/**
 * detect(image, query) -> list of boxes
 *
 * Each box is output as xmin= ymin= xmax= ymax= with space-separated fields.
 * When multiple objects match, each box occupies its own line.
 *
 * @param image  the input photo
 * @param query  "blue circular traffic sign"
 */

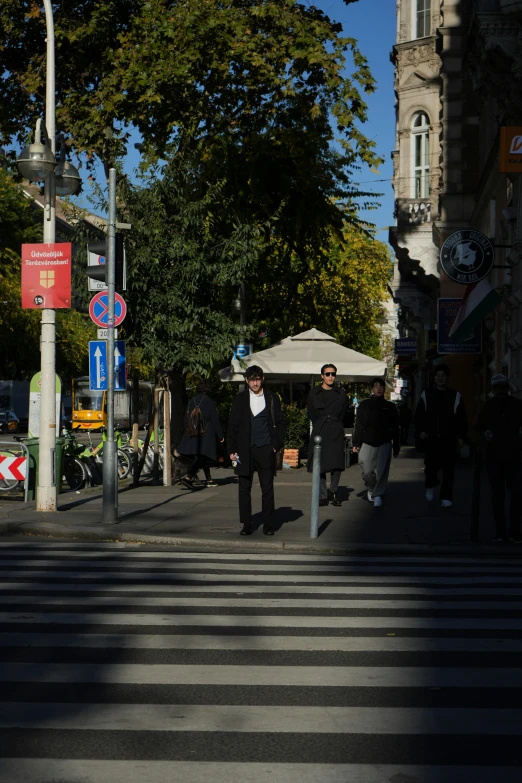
xmin=89 ymin=291 xmax=127 ymax=327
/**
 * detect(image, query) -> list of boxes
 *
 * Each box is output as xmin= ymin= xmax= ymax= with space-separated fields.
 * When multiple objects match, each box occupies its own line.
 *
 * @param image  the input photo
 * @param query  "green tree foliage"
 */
xmin=252 ymin=225 xmax=392 ymax=358
xmin=0 ymin=170 xmax=95 ymax=379
xmin=120 ymin=157 xmax=264 ymax=373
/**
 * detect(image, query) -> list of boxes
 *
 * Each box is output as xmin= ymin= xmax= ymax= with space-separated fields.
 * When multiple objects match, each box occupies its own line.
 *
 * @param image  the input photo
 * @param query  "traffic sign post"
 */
xmin=104 ymin=170 xmax=119 ymax=524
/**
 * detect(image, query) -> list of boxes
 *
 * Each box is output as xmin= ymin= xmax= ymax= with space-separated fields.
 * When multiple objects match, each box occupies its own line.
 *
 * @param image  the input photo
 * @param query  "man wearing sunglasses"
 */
xmin=307 ymin=364 xmax=348 ymax=506
xmin=227 ymin=365 xmax=286 ymax=536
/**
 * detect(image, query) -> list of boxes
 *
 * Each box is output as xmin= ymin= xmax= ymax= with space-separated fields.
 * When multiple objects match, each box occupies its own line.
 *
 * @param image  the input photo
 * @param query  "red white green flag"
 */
xmin=448 ymin=278 xmax=501 ymax=343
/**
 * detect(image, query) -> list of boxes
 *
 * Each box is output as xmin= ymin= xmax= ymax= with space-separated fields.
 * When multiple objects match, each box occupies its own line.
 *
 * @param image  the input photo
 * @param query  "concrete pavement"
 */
xmin=0 ymin=447 xmax=518 ymax=554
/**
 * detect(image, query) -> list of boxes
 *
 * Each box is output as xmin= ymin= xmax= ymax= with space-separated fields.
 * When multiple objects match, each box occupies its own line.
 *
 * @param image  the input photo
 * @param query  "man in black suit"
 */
xmin=227 ymin=365 xmax=286 ymax=536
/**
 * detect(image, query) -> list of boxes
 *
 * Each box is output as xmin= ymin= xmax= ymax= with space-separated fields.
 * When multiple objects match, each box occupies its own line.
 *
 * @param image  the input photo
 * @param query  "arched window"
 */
xmin=415 ymin=0 xmax=431 ymax=39
xmin=412 ymin=112 xmax=430 ymax=199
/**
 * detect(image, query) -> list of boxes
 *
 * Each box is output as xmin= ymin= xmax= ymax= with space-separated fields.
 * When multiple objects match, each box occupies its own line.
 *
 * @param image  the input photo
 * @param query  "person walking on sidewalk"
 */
xmin=227 ymin=365 xmax=286 ymax=536
xmin=475 ymin=374 xmax=522 ymax=543
xmin=178 ymin=380 xmax=224 ymax=487
xmin=352 ymin=378 xmax=400 ymax=508
xmin=414 ymin=363 xmax=467 ymax=508
xmin=307 ymin=364 xmax=348 ymax=507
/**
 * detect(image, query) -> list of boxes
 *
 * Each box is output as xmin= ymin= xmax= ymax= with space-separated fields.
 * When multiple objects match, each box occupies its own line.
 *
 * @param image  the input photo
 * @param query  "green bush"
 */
xmin=283 ymin=403 xmax=310 ymax=449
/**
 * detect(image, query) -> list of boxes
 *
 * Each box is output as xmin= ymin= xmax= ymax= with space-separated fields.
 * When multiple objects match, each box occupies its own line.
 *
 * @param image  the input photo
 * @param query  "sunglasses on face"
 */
xmin=324 ymin=372 xmax=336 ymax=377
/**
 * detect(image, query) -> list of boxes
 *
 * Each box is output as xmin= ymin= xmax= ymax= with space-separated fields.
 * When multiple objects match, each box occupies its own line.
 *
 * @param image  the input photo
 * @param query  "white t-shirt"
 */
xmin=249 ymin=389 xmax=266 ymax=417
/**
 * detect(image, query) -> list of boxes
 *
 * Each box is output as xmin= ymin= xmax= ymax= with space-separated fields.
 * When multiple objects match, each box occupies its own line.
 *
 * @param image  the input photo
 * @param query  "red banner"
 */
xmin=21 ymin=243 xmax=72 ymax=309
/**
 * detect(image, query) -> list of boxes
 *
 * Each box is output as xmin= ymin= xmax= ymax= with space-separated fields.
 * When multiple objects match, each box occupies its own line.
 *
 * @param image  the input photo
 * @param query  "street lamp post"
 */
xmin=16 ymin=1 xmax=81 ymax=511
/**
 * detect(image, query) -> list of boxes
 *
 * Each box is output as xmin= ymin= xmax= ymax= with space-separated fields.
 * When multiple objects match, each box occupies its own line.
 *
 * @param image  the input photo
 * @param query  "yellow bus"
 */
xmin=71 ymin=377 xmax=154 ymax=431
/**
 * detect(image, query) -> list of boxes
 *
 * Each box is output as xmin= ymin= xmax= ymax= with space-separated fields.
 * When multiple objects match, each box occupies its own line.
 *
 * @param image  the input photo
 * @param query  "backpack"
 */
xmin=186 ymin=396 xmax=207 ymax=438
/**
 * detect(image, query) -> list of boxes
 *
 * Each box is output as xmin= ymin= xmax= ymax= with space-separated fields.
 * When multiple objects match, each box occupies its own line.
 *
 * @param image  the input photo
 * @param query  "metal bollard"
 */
xmin=470 ymin=445 xmax=482 ymax=543
xmin=310 ymin=435 xmax=322 ymax=538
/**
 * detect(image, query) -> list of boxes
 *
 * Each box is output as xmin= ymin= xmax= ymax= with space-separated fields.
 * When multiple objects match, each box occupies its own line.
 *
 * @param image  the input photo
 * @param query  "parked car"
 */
xmin=0 ymin=409 xmax=20 ymax=434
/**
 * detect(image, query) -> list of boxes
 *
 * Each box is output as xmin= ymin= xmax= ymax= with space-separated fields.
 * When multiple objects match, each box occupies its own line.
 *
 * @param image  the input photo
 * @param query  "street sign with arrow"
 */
xmin=89 ymin=340 xmax=126 ymax=391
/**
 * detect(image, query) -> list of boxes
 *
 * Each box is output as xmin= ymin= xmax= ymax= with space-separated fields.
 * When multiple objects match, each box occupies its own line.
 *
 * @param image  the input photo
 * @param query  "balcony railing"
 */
xmin=394 ymin=198 xmax=432 ymax=226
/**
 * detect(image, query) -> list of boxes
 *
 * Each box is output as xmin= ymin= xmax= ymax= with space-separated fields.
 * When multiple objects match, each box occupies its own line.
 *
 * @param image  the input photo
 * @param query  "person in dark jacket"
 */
xmin=414 ymin=363 xmax=467 ymax=508
xmin=227 ymin=365 xmax=286 ymax=536
xmin=475 ymin=374 xmax=522 ymax=542
xmin=352 ymin=378 xmax=400 ymax=507
xmin=178 ymin=380 xmax=224 ymax=487
xmin=307 ymin=364 xmax=348 ymax=507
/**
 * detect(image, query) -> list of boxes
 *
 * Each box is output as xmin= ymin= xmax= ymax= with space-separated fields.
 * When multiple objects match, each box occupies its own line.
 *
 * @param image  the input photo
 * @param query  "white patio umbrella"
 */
xmin=219 ymin=328 xmax=386 ymax=382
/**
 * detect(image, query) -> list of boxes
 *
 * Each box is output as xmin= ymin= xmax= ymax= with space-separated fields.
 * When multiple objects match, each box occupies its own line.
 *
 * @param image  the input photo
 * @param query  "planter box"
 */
xmin=283 ymin=448 xmax=300 ymax=468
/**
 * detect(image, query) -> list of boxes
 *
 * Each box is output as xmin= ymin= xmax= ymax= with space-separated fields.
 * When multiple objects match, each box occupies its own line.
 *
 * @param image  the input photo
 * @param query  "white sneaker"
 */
xmin=373 ymin=496 xmax=383 ymax=507
xmin=441 ymin=499 xmax=453 ymax=508
xmin=426 ymin=489 xmax=435 ymax=502
xmin=367 ymin=490 xmax=373 ymax=502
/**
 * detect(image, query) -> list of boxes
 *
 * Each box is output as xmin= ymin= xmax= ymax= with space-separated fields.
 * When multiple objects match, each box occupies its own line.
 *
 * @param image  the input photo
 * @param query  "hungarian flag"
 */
xmin=448 ymin=278 xmax=501 ymax=343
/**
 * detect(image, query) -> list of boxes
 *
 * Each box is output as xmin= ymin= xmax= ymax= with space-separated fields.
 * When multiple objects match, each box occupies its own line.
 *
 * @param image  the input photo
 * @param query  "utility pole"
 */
xmin=102 ymin=168 xmax=118 ymax=523
xmin=38 ymin=0 xmax=57 ymax=511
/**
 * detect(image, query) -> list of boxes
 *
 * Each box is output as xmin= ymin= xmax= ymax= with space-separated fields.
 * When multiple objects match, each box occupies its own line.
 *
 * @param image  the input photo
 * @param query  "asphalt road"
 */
xmin=0 ymin=543 xmax=521 ymax=782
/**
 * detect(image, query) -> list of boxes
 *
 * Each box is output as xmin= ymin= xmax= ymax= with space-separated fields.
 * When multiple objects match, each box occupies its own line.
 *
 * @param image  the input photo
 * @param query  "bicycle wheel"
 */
xmin=63 ymin=456 xmax=86 ymax=491
xmin=0 ymin=449 xmax=22 ymax=492
xmin=117 ymin=449 xmax=131 ymax=480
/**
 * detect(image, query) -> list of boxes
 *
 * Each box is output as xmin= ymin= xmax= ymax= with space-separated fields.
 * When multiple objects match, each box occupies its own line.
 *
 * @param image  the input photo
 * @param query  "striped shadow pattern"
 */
xmin=0 ymin=542 xmax=522 ymax=782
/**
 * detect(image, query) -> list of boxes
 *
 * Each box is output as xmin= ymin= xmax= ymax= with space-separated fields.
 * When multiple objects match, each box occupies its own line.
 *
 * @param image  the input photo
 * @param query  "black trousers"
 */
xmin=486 ymin=459 xmax=522 ymax=539
xmin=320 ymin=470 xmax=341 ymax=500
xmin=425 ymin=440 xmax=456 ymax=500
xmin=187 ymin=454 xmax=211 ymax=480
xmin=238 ymin=444 xmax=275 ymax=530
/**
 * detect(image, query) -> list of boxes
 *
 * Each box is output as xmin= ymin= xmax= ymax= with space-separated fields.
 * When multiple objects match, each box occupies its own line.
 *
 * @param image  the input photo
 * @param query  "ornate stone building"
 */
xmin=389 ymin=0 xmax=522 ymax=408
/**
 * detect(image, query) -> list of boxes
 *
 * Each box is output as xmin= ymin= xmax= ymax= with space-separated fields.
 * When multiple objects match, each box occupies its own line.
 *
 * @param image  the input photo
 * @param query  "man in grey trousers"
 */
xmin=352 ymin=378 xmax=400 ymax=507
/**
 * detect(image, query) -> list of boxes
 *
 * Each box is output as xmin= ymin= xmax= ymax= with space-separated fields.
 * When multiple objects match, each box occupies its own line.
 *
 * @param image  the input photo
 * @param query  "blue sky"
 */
xmin=75 ymin=0 xmax=397 ymax=242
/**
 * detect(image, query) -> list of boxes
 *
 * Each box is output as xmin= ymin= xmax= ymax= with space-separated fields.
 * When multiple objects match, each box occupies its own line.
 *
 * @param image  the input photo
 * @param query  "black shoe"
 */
xmin=319 ymin=499 xmax=329 ymax=507
xmin=332 ymin=495 xmax=342 ymax=507
xmin=494 ymin=536 xmax=506 ymax=543
xmin=240 ymin=526 xmax=253 ymax=536
xmin=263 ymin=527 xmax=275 ymax=536
xmin=181 ymin=476 xmax=194 ymax=488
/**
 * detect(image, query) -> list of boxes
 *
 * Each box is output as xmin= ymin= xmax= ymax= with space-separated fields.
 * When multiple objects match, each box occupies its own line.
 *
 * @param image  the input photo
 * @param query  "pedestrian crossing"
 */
xmin=0 ymin=544 xmax=522 ymax=782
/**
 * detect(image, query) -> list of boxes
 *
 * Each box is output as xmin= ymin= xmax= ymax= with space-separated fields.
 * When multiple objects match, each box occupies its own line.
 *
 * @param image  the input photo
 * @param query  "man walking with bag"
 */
xmin=352 ymin=377 xmax=400 ymax=507
xmin=227 ymin=365 xmax=286 ymax=536
xmin=178 ymin=379 xmax=224 ymax=487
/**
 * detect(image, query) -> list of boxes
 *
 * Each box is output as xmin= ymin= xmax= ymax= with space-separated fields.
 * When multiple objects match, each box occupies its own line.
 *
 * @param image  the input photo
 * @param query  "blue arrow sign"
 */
xmin=89 ymin=341 xmax=126 ymax=391
xmin=113 ymin=340 xmax=127 ymax=391
xmin=89 ymin=341 xmax=108 ymax=391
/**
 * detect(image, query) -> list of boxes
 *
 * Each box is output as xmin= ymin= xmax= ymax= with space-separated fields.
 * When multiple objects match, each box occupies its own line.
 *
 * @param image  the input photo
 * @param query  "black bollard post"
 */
xmin=470 ymin=445 xmax=482 ymax=542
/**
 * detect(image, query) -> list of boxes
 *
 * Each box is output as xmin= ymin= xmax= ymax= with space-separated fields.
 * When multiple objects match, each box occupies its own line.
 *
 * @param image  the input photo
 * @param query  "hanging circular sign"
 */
xmin=439 ymin=229 xmax=494 ymax=284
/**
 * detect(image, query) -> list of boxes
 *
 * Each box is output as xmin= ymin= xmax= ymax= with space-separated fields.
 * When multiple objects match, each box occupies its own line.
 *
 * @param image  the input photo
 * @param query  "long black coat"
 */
xmin=178 ymin=394 xmax=224 ymax=461
xmin=307 ymin=385 xmax=348 ymax=473
xmin=226 ymin=389 xmax=286 ymax=477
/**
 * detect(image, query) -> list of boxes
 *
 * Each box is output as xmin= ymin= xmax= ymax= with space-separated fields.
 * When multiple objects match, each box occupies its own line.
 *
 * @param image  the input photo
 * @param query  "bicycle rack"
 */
xmin=0 ymin=440 xmax=30 ymax=502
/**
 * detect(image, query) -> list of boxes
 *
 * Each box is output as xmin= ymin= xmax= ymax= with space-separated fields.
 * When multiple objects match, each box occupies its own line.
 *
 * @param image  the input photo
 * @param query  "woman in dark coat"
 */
xmin=307 ymin=363 xmax=348 ymax=506
xmin=178 ymin=380 xmax=224 ymax=486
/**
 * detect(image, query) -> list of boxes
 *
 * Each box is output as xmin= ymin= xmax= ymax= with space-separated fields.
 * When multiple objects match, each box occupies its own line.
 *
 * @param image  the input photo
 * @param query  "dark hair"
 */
xmin=370 ymin=377 xmax=385 ymax=388
xmin=196 ymin=379 xmax=212 ymax=395
xmin=434 ymin=363 xmax=450 ymax=376
xmin=321 ymin=364 xmax=337 ymax=375
xmin=244 ymin=365 xmax=264 ymax=380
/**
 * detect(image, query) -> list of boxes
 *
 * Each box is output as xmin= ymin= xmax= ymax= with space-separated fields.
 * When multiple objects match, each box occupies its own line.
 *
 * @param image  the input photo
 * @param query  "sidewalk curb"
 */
xmin=5 ymin=520 xmax=522 ymax=557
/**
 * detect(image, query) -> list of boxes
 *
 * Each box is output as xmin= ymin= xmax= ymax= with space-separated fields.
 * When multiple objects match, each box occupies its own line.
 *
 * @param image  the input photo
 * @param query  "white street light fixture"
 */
xmin=16 ymin=119 xmax=56 ymax=182
xmin=55 ymin=159 xmax=81 ymax=196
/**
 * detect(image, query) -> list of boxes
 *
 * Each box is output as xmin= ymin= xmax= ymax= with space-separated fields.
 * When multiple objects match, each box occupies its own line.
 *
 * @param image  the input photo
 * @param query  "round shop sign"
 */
xmin=440 ymin=229 xmax=494 ymax=284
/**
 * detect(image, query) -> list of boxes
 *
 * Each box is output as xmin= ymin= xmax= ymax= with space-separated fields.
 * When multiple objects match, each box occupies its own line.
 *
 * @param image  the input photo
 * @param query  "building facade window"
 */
xmin=412 ymin=112 xmax=430 ymax=199
xmin=415 ymin=0 xmax=431 ymax=39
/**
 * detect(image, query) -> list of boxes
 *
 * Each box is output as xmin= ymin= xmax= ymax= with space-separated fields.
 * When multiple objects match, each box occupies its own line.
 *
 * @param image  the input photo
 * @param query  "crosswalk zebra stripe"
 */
xmin=2 ymin=596 xmax=522 ymax=609
xmin=1 ymin=663 xmax=521 ymax=687
xmin=1 ymin=761 xmax=520 ymax=783
xmin=2 ymin=546 xmax=521 ymax=778
xmin=2 ymin=632 xmax=520 ymax=651
xmin=4 ymin=556 xmax=522 ymax=571
xmin=1 ymin=612 xmax=520 ymax=628
xmin=1 ymin=703 xmax=520 ymax=734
